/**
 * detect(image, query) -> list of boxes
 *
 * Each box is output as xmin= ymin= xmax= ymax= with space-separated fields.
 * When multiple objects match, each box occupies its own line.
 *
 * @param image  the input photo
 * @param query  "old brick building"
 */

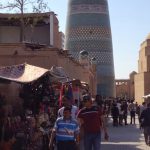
xmin=134 ymin=34 xmax=150 ymax=104
xmin=115 ymin=71 xmax=136 ymax=100
xmin=0 ymin=12 xmax=62 ymax=48
xmin=0 ymin=12 xmax=97 ymax=105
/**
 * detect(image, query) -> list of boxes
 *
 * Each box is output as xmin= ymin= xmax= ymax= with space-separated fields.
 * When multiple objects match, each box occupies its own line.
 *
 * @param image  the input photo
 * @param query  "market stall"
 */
xmin=0 ymin=63 xmax=70 ymax=149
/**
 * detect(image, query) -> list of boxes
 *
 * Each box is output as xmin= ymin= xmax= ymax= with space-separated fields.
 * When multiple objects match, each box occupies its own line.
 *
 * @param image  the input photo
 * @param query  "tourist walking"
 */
xmin=57 ymin=95 xmax=78 ymax=119
xmin=77 ymin=94 xmax=108 ymax=150
xmin=117 ymin=101 xmax=123 ymax=126
xmin=140 ymin=102 xmax=150 ymax=146
xmin=136 ymin=102 xmax=147 ymax=125
xmin=122 ymin=101 xmax=128 ymax=125
xmin=95 ymin=94 xmax=104 ymax=108
xmin=128 ymin=101 xmax=136 ymax=124
xmin=49 ymin=106 xmax=80 ymax=150
xmin=111 ymin=103 xmax=119 ymax=127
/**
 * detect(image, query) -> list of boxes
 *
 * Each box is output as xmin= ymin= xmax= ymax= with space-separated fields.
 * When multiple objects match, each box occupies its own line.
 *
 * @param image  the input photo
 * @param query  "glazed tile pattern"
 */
xmin=65 ymin=0 xmax=115 ymax=96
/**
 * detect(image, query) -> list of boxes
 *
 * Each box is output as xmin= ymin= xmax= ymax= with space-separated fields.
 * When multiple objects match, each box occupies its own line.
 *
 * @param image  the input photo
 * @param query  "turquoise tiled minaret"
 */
xmin=65 ymin=0 xmax=115 ymax=97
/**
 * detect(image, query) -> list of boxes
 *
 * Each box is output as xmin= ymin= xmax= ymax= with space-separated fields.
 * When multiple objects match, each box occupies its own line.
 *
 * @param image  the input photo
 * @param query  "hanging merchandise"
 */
xmin=59 ymin=83 xmax=74 ymax=107
xmin=59 ymin=84 xmax=63 ymax=107
xmin=65 ymin=84 xmax=73 ymax=101
xmin=73 ymin=85 xmax=80 ymax=107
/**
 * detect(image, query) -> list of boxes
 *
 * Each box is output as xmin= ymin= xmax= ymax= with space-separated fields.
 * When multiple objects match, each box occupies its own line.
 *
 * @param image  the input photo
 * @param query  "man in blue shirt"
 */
xmin=49 ymin=106 xmax=79 ymax=150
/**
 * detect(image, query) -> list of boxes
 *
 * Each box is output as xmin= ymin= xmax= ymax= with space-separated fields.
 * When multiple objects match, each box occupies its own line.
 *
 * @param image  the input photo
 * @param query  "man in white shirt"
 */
xmin=58 ymin=95 xmax=78 ymax=119
xmin=128 ymin=101 xmax=136 ymax=124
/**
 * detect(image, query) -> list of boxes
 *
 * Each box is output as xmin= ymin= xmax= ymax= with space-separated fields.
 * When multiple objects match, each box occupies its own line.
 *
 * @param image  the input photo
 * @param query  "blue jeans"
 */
xmin=84 ymin=131 xmax=101 ymax=150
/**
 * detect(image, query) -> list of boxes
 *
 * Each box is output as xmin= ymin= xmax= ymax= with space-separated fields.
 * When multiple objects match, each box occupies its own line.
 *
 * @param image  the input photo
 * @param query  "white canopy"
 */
xmin=142 ymin=94 xmax=150 ymax=98
xmin=50 ymin=66 xmax=70 ymax=83
xmin=0 ymin=63 xmax=49 ymax=83
xmin=0 ymin=63 xmax=70 ymax=84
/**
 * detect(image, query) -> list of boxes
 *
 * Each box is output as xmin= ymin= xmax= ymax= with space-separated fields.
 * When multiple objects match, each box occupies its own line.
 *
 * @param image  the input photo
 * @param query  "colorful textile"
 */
xmin=59 ymin=84 xmax=73 ymax=107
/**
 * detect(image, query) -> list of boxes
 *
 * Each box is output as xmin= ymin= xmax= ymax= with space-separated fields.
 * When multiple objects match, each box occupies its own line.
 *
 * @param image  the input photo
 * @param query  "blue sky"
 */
xmin=48 ymin=0 xmax=150 ymax=79
xmin=1 ymin=0 xmax=150 ymax=79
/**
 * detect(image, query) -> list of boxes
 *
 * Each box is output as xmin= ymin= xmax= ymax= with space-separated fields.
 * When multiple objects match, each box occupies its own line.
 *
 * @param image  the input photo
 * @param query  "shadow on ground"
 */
xmin=101 ymin=143 xmax=149 ymax=150
xmin=104 ymin=117 xmax=144 ymax=143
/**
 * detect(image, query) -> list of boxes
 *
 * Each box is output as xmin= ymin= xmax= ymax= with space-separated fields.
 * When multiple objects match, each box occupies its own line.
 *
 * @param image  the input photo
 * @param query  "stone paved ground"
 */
xmin=101 ymin=116 xmax=150 ymax=150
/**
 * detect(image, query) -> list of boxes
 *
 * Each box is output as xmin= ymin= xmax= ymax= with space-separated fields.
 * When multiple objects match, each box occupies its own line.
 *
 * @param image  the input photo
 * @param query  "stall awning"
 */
xmin=50 ymin=66 xmax=69 ymax=81
xmin=0 ymin=63 xmax=49 ymax=83
xmin=142 ymin=94 xmax=150 ymax=98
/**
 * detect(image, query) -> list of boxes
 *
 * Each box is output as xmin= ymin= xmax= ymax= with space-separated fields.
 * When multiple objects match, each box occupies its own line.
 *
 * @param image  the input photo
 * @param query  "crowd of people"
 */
xmin=49 ymin=94 xmax=109 ymax=150
xmin=111 ymin=100 xmax=135 ymax=127
xmin=0 ymin=91 xmax=110 ymax=150
xmin=110 ymin=99 xmax=147 ymax=127
xmin=110 ymin=98 xmax=150 ymax=146
xmin=1 ymin=89 xmax=150 ymax=150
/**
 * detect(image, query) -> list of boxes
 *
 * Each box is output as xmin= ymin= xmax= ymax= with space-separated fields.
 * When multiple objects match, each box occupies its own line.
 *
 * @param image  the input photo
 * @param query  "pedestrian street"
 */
xmin=101 ymin=116 xmax=150 ymax=150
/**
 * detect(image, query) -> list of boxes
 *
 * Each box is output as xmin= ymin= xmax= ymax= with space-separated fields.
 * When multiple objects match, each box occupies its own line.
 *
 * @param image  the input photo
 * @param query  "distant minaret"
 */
xmin=65 ymin=0 xmax=115 ymax=97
